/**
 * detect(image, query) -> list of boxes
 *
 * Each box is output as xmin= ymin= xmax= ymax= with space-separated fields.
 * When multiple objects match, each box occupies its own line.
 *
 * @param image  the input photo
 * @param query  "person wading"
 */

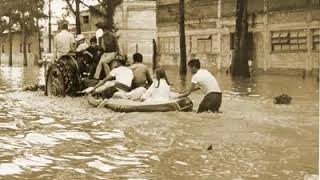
xmin=94 ymin=24 xmax=120 ymax=80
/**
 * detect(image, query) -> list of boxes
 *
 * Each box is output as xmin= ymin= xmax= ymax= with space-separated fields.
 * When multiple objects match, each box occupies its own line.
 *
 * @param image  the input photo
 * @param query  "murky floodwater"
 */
xmin=0 ymin=65 xmax=318 ymax=180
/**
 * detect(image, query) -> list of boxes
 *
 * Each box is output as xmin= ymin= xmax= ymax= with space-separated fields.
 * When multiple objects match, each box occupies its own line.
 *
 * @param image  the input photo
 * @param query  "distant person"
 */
xmin=94 ymin=25 xmax=120 ymax=80
xmin=90 ymin=55 xmax=133 ymax=99
xmin=226 ymin=49 xmax=234 ymax=75
xmin=178 ymin=59 xmax=222 ymax=113
xmin=54 ymin=23 xmax=75 ymax=59
xmin=75 ymin=34 xmax=89 ymax=52
xmin=83 ymin=36 xmax=103 ymax=79
xmin=95 ymin=22 xmax=104 ymax=46
xmin=141 ymin=68 xmax=171 ymax=102
xmin=248 ymin=59 xmax=253 ymax=75
xmin=130 ymin=53 xmax=153 ymax=88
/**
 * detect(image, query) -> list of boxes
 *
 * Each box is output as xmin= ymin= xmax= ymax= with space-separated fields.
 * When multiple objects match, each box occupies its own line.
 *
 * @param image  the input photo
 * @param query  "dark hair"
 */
xmin=188 ymin=59 xmax=201 ymax=69
xmin=90 ymin=36 xmax=97 ymax=43
xmin=115 ymin=55 xmax=126 ymax=65
xmin=95 ymin=22 xmax=104 ymax=28
xmin=61 ymin=23 xmax=68 ymax=30
xmin=155 ymin=68 xmax=170 ymax=88
xmin=133 ymin=53 xmax=143 ymax=63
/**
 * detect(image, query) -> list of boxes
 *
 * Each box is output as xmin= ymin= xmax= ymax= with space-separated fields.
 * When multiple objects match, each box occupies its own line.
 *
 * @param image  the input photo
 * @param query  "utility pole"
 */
xmin=8 ymin=17 xmax=12 ymax=66
xmin=37 ymin=18 xmax=41 ymax=65
xmin=75 ymin=0 xmax=81 ymax=34
xmin=231 ymin=0 xmax=250 ymax=77
xmin=179 ymin=0 xmax=187 ymax=75
xmin=22 ymin=0 xmax=27 ymax=66
xmin=48 ymin=0 xmax=52 ymax=53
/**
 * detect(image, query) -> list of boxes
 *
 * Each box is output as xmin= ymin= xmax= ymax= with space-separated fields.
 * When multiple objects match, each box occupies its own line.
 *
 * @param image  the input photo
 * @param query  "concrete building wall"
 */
xmin=156 ymin=0 xmax=320 ymax=72
xmin=80 ymin=0 xmax=156 ymax=64
xmin=0 ymin=32 xmax=40 ymax=66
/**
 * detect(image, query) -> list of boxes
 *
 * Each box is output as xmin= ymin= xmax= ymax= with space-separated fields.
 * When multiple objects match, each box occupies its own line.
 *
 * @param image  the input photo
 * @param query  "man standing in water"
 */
xmin=93 ymin=24 xmax=120 ymax=80
xmin=54 ymin=23 xmax=75 ymax=59
xmin=178 ymin=59 xmax=222 ymax=113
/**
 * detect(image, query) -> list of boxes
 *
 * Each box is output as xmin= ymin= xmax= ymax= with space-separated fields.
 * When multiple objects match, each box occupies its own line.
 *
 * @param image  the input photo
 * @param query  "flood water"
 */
xmin=0 ymin=65 xmax=318 ymax=179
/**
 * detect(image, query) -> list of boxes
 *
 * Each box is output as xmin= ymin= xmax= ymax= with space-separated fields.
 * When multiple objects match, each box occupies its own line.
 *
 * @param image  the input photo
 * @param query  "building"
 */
xmin=0 ymin=30 xmax=40 ymax=66
xmin=157 ymin=0 xmax=320 ymax=72
xmin=80 ymin=0 xmax=156 ymax=63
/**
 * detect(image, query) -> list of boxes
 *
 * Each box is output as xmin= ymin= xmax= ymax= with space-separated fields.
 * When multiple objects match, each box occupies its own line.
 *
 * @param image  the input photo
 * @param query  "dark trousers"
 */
xmin=198 ymin=92 xmax=222 ymax=113
xmin=101 ymin=83 xmax=131 ymax=99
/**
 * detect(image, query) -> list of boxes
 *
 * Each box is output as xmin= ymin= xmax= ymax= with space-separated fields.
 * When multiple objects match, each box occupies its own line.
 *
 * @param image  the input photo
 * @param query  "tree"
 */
xmin=179 ymin=0 xmax=187 ymax=75
xmin=65 ymin=0 xmax=81 ymax=34
xmin=18 ymin=0 xmax=46 ymax=66
xmin=0 ymin=0 xmax=45 ymax=66
xmin=0 ymin=0 xmax=20 ymax=66
xmin=64 ymin=0 xmax=123 ymax=32
xmin=231 ymin=0 xmax=250 ymax=77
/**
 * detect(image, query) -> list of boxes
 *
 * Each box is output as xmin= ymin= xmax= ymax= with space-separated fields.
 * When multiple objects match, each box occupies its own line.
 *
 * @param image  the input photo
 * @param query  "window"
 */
xmin=271 ymin=30 xmax=307 ymax=52
xmin=160 ymin=37 xmax=177 ymax=54
xmin=197 ymin=36 xmax=212 ymax=53
xmin=2 ymin=45 xmax=4 ymax=53
xmin=20 ymin=44 xmax=22 ymax=53
xmin=83 ymin=16 xmax=89 ymax=24
xmin=312 ymin=29 xmax=320 ymax=51
xmin=28 ymin=43 xmax=31 ymax=53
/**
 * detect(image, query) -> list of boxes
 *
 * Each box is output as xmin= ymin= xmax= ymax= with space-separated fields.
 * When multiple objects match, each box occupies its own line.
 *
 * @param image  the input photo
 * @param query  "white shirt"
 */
xmin=109 ymin=66 xmax=133 ymax=87
xmin=142 ymin=79 xmax=170 ymax=101
xmin=54 ymin=30 xmax=75 ymax=56
xmin=96 ymin=28 xmax=104 ymax=46
xmin=191 ymin=69 xmax=221 ymax=94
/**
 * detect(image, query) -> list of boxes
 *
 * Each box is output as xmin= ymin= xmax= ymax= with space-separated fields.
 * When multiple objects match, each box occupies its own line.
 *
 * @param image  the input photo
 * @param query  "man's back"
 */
xmin=130 ymin=63 xmax=151 ymax=88
xmin=55 ymin=30 xmax=75 ymax=56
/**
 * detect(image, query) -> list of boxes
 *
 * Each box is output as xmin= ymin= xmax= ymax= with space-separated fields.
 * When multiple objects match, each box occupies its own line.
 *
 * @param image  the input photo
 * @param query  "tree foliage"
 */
xmin=0 ymin=0 xmax=46 ymax=35
xmin=64 ymin=0 xmax=123 ymax=31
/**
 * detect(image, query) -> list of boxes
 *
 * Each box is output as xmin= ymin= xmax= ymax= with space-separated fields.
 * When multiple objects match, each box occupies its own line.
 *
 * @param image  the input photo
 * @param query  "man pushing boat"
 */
xmin=178 ymin=59 xmax=222 ymax=113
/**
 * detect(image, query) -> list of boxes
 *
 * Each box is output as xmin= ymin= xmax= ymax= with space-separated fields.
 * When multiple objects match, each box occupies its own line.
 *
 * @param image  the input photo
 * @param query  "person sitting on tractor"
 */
xmin=94 ymin=24 xmax=120 ymax=80
xmin=89 ymin=55 xmax=133 ymax=99
xmin=83 ymin=36 xmax=104 ymax=79
xmin=75 ymin=34 xmax=89 ymax=52
xmin=54 ymin=23 xmax=75 ymax=59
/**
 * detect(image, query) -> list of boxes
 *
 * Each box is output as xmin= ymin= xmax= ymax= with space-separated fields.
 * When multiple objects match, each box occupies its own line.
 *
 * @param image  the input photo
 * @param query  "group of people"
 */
xmin=54 ymin=22 xmax=222 ymax=113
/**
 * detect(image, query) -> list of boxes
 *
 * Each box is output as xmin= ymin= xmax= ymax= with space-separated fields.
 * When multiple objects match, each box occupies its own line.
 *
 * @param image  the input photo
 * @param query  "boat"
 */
xmin=87 ymin=96 xmax=193 ymax=112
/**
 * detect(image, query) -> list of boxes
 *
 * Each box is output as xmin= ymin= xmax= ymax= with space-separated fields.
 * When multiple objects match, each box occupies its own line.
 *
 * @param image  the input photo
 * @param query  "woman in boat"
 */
xmin=141 ymin=68 xmax=171 ymax=102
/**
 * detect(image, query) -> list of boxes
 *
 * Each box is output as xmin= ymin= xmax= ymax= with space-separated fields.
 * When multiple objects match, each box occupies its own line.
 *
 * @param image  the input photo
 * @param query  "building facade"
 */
xmin=80 ymin=0 xmax=156 ymax=64
xmin=0 ymin=31 xmax=40 ymax=66
xmin=157 ymin=0 xmax=320 ymax=72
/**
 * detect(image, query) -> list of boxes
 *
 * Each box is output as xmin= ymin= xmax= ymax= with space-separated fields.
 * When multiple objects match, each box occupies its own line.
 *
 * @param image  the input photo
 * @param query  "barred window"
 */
xmin=159 ymin=37 xmax=178 ymax=54
xmin=197 ymin=37 xmax=212 ymax=53
xmin=271 ymin=30 xmax=307 ymax=52
xmin=312 ymin=29 xmax=320 ymax=51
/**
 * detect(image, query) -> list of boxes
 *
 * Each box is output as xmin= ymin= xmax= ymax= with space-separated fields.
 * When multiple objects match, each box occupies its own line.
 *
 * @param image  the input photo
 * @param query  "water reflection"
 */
xmin=0 ymin=66 xmax=318 ymax=179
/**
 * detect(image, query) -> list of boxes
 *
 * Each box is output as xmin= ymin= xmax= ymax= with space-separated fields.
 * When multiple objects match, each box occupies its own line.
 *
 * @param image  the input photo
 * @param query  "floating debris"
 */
xmin=273 ymin=94 xmax=292 ymax=104
xmin=22 ymin=84 xmax=45 ymax=92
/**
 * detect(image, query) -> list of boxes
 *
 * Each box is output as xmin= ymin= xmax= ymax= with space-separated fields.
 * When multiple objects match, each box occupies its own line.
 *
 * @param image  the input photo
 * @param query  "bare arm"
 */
xmin=92 ymin=74 xmax=115 ymax=91
xmin=178 ymin=83 xmax=200 ymax=98
xmin=146 ymin=70 xmax=153 ymax=86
